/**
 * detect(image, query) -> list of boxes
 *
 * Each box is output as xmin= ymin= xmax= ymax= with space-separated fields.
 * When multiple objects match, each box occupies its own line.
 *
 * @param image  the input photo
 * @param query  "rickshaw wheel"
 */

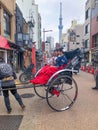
xmin=46 ymin=75 xmax=78 ymax=112
xmin=33 ymin=84 xmax=53 ymax=99
xmin=33 ymin=85 xmax=47 ymax=99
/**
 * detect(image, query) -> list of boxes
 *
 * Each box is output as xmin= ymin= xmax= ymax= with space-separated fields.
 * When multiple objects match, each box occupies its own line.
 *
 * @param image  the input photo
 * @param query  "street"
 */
xmin=0 ymin=70 xmax=98 ymax=130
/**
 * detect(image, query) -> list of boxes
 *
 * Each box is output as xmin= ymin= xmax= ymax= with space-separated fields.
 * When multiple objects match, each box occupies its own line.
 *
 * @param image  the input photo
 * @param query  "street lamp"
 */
xmin=43 ymin=28 xmax=53 ymax=42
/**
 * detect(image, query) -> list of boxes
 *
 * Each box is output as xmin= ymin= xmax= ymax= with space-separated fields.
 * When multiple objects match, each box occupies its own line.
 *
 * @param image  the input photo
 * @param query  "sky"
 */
xmin=16 ymin=0 xmax=87 ymax=43
xmin=35 ymin=0 xmax=87 ymax=43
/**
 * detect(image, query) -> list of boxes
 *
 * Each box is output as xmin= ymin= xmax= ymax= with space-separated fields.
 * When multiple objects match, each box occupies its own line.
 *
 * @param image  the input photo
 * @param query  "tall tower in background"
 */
xmin=58 ymin=2 xmax=63 ymax=44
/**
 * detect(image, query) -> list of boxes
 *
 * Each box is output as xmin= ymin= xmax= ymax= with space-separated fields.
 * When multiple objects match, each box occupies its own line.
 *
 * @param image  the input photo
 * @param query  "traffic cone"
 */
xmin=91 ymin=67 xmax=94 ymax=74
xmin=87 ymin=66 xmax=90 ymax=73
xmin=83 ymin=66 xmax=86 ymax=71
xmin=82 ymin=66 xmax=84 ymax=71
xmin=81 ymin=66 xmax=83 ymax=70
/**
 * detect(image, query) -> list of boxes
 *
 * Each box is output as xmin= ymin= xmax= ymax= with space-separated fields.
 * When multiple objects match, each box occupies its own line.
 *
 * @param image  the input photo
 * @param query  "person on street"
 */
xmin=0 ymin=57 xmax=25 ymax=113
xmin=55 ymin=48 xmax=68 ymax=68
xmin=92 ymin=73 xmax=98 ymax=90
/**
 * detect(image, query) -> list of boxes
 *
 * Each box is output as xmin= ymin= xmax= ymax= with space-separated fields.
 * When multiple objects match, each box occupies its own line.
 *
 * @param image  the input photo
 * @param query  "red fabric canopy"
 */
xmin=0 ymin=36 xmax=11 ymax=49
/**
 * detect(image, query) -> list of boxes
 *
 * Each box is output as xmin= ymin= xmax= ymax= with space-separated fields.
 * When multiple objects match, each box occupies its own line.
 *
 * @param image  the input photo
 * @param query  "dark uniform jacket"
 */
xmin=0 ymin=62 xmax=16 ymax=87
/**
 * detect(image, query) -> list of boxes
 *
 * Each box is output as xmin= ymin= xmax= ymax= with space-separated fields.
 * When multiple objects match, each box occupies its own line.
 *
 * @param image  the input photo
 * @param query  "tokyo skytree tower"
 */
xmin=58 ymin=2 xmax=63 ymax=44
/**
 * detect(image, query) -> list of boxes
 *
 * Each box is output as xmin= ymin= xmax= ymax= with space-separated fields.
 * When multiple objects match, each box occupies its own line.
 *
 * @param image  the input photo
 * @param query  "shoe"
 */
xmin=21 ymin=105 xmax=26 ymax=110
xmin=92 ymin=87 xmax=98 ymax=90
xmin=7 ymin=109 xmax=12 ymax=114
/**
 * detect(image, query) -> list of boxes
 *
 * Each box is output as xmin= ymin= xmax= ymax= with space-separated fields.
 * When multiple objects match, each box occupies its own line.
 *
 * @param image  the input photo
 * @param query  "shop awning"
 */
xmin=8 ymin=41 xmax=20 ymax=50
xmin=0 ymin=36 xmax=11 ymax=50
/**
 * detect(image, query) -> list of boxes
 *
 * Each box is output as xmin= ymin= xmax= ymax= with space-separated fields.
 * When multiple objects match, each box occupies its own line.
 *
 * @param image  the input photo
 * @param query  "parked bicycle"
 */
xmin=19 ymin=63 xmax=34 ymax=83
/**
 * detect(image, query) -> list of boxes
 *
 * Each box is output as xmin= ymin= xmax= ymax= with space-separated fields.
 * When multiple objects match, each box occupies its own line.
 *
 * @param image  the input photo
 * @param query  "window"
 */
xmin=70 ymin=30 xmax=76 ymax=42
xmin=17 ymin=24 xmax=22 ymax=32
xmin=85 ymin=39 xmax=89 ymax=48
xmin=94 ymin=34 xmax=98 ymax=47
xmin=85 ymin=8 xmax=90 ymax=20
xmin=85 ymin=24 xmax=90 ymax=34
xmin=3 ymin=10 xmax=11 ymax=38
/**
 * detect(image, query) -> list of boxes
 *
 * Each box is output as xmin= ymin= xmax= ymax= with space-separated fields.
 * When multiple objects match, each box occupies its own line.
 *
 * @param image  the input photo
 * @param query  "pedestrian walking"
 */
xmin=92 ymin=73 xmax=98 ymax=90
xmin=0 ymin=57 xmax=25 ymax=113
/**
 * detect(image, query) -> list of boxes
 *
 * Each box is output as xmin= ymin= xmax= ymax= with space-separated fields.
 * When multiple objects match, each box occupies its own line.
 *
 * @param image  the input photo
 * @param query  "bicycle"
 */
xmin=19 ymin=63 xmax=34 ymax=83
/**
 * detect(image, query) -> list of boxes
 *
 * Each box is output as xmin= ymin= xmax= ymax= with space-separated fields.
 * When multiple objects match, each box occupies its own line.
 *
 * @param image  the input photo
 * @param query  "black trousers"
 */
xmin=2 ymin=84 xmax=24 ymax=111
xmin=2 ymin=84 xmax=17 ymax=97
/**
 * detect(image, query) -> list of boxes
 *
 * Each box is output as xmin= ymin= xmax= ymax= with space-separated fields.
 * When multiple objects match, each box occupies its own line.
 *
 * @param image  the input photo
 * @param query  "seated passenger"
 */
xmin=55 ymin=48 xmax=68 ymax=68
xmin=30 ymin=48 xmax=68 ymax=85
xmin=45 ymin=49 xmax=59 ymax=66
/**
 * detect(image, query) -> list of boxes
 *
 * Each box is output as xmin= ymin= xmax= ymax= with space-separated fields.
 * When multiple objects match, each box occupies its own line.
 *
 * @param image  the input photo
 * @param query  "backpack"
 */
xmin=0 ymin=63 xmax=13 ymax=79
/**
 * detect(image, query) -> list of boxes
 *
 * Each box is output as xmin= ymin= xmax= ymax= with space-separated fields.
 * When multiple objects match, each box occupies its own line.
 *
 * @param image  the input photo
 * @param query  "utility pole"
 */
xmin=43 ymin=28 xmax=53 ymax=42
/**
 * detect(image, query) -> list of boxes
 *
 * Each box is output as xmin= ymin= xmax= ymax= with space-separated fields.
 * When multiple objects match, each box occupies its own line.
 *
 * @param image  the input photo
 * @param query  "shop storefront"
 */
xmin=0 ymin=36 xmax=12 ymax=62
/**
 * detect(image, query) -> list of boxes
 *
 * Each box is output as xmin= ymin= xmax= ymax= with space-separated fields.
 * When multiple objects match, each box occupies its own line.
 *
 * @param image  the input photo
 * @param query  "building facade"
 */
xmin=32 ymin=3 xmax=39 ymax=49
xmin=0 ymin=0 xmax=16 ymax=65
xmin=15 ymin=3 xmax=24 ymax=70
xmin=16 ymin=0 xmax=42 ymax=50
xmin=67 ymin=20 xmax=77 ymax=50
xmin=38 ymin=13 xmax=42 ymax=50
xmin=91 ymin=0 xmax=98 ymax=59
xmin=84 ymin=0 xmax=92 ymax=63
xmin=67 ymin=20 xmax=84 ymax=51
xmin=46 ymin=36 xmax=54 ymax=51
xmin=62 ymin=33 xmax=69 ymax=51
